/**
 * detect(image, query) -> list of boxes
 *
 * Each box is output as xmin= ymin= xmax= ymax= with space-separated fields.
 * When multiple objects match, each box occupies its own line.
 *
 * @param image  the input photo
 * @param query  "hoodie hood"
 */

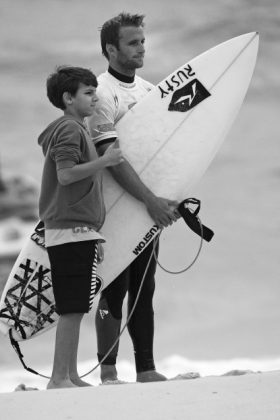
xmin=38 ymin=116 xmax=85 ymax=155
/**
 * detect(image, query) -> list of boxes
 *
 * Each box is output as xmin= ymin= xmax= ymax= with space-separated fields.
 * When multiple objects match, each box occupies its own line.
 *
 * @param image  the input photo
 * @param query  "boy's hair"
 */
xmin=100 ymin=12 xmax=145 ymax=60
xmin=47 ymin=66 xmax=98 ymax=110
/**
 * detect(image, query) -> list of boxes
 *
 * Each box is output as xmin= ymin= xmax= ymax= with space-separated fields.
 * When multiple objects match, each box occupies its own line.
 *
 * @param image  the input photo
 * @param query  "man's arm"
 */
xmin=98 ymin=142 xmax=178 ymax=228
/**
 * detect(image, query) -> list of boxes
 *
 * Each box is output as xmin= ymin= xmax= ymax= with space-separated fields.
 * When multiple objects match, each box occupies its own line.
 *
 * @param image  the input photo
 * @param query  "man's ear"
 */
xmin=106 ymin=43 xmax=116 ymax=58
xmin=62 ymin=92 xmax=72 ymax=107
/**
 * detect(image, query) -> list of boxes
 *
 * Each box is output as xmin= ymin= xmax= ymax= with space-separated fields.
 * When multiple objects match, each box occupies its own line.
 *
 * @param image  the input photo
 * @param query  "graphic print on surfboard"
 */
xmin=0 ymin=222 xmax=103 ymax=341
xmin=0 ymin=33 xmax=259 ymax=341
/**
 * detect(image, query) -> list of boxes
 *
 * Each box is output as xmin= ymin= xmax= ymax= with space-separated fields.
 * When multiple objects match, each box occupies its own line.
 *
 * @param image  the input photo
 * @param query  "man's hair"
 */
xmin=46 ymin=66 xmax=98 ymax=110
xmin=100 ymin=12 xmax=145 ymax=60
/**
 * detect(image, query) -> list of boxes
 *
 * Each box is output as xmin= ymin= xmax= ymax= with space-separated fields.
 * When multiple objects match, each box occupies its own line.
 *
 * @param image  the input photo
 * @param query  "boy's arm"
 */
xmin=58 ymin=144 xmax=123 ymax=185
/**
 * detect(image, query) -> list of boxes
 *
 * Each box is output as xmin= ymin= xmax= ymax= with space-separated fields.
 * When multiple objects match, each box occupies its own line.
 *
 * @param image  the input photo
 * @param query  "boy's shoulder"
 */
xmin=51 ymin=117 xmax=88 ymax=140
xmin=38 ymin=116 xmax=87 ymax=150
xmin=42 ymin=116 xmax=84 ymax=133
xmin=57 ymin=116 xmax=85 ymax=130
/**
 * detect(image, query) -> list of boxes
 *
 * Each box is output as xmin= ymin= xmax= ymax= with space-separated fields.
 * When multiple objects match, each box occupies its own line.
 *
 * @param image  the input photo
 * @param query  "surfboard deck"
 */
xmin=0 ymin=33 xmax=259 ymax=341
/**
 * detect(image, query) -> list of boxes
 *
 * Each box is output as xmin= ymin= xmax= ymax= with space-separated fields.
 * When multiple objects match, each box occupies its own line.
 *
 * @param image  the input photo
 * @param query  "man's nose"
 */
xmin=138 ymin=43 xmax=145 ymax=53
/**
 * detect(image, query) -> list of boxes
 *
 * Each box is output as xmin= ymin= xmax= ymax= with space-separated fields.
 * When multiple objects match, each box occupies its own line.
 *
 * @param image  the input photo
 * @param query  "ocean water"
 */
xmin=1 ymin=0 xmax=280 ymax=393
xmin=1 ymin=355 xmax=280 ymax=393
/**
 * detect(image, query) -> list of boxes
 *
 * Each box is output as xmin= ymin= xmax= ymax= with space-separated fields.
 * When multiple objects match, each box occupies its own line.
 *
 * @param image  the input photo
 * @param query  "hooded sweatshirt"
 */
xmin=38 ymin=115 xmax=105 ymax=231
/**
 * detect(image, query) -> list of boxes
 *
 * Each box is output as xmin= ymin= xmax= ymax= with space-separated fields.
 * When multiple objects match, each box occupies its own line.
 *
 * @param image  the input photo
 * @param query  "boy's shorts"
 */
xmin=47 ymin=240 xmax=98 ymax=315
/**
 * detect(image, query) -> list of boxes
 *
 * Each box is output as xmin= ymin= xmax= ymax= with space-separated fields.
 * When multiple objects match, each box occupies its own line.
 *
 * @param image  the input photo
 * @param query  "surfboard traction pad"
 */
xmin=0 ymin=221 xmax=103 ymax=341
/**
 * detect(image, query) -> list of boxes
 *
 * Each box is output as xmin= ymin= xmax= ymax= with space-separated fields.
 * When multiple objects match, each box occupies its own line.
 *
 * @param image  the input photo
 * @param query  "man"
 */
xmin=87 ymin=12 xmax=178 ymax=384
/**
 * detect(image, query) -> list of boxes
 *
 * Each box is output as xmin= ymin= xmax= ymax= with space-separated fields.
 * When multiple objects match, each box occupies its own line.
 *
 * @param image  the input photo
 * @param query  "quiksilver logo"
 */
xmin=99 ymin=309 xmax=109 ymax=319
xmin=168 ymin=79 xmax=211 ymax=112
xmin=31 ymin=220 xmax=45 ymax=249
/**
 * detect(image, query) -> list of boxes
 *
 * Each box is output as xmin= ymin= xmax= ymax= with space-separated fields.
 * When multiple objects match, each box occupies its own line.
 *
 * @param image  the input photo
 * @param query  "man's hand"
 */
xmin=145 ymin=195 xmax=180 ymax=229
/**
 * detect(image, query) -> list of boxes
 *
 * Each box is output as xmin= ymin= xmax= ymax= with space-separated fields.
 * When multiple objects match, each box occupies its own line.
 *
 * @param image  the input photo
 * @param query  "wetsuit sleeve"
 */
xmin=50 ymin=121 xmax=83 ymax=170
xmin=87 ymin=89 xmax=118 ymax=148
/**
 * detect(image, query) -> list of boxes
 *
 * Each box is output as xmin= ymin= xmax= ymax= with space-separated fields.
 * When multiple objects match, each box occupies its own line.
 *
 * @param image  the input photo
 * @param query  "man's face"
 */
xmin=113 ymin=26 xmax=145 ymax=70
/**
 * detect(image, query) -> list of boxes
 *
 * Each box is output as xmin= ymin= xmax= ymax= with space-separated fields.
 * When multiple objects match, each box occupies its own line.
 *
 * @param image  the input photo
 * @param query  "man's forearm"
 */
xmin=108 ymin=158 xmax=154 ymax=205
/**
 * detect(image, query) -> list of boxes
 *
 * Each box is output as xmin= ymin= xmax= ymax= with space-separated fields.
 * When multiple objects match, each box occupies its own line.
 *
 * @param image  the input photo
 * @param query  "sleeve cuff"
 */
xmin=56 ymin=160 xmax=76 ymax=170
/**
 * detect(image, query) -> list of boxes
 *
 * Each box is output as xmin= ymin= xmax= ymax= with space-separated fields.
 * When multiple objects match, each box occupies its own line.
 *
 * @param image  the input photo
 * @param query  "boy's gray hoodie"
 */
xmin=38 ymin=116 xmax=105 ymax=231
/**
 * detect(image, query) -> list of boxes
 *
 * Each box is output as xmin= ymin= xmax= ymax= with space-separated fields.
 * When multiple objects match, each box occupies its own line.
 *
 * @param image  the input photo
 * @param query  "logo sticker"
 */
xmin=31 ymin=221 xmax=45 ymax=249
xmin=133 ymin=225 xmax=159 ymax=256
xmin=168 ymin=79 xmax=211 ymax=112
xmin=99 ymin=309 xmax=109 ymax=319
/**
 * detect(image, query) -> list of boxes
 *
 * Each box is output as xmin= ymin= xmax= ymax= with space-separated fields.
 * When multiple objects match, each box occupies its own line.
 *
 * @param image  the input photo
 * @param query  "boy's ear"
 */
xmin=62 ymin=92 xmax=73 ymax=107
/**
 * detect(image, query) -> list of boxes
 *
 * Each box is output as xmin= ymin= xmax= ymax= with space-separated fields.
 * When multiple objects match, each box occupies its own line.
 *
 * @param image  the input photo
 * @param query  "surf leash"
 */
xmin=154 ymin=198 xmax=214 ymax=274
xmin=9 ymin=329 xmax=49 ymax=378
xmin=178 ymin=198 xmax=214 ymax=242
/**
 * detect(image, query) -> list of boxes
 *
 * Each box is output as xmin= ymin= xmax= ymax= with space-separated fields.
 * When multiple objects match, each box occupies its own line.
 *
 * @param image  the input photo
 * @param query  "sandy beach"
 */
xmin=1 ymin=371 xmax=280 ymax=420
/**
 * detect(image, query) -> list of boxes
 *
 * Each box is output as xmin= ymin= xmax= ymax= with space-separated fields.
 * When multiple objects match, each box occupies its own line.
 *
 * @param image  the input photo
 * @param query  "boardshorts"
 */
xmin=47 ymin=240 xmax=98 ymax=315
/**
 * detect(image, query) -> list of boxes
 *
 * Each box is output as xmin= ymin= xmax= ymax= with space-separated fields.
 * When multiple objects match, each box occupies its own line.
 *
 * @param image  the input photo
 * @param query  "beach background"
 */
xmin=0 ymin=0 xmax=279 ymax=392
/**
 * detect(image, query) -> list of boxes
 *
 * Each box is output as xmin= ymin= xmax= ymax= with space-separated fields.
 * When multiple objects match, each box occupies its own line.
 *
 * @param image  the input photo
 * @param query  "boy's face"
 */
xmin=70 ymin=83 xmax=98 ymax=118
xmin=110 ymin=26 xmax=145 ymax=71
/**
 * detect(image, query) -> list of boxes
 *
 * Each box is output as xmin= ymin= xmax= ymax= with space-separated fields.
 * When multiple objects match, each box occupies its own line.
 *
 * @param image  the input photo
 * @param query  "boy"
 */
xmin=38 ymin=66 xmax=123 ymax=389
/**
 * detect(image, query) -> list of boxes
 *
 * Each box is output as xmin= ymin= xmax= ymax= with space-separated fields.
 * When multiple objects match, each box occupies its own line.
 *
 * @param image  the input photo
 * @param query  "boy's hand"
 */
xmin=103 ymin=144 xmax=124 ymax=167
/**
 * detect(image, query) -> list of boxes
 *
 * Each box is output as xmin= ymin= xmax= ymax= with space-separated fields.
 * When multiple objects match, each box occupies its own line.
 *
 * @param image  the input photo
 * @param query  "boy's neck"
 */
xmin=64 ymin=110 xmax=84 ymax=123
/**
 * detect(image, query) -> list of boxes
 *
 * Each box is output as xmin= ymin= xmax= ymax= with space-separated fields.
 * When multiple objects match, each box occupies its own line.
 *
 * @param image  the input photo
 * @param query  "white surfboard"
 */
xmin=0 ymin=33 xmax=259 ymax=341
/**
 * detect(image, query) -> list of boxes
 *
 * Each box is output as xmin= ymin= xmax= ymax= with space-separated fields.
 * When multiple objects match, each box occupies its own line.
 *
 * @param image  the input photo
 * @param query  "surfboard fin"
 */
xmin=178 ymin=198 xmax=214 ymax=242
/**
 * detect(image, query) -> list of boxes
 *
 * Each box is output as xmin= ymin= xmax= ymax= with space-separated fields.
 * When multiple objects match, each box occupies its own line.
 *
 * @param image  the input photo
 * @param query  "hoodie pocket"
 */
xmin=68 ymin=180 xmax=105 ymax=229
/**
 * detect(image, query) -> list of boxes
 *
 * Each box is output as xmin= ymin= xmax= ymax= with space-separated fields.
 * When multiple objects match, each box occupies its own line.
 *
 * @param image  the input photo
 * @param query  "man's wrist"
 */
xmin=143 ymin=190 xmax=157 ymax=207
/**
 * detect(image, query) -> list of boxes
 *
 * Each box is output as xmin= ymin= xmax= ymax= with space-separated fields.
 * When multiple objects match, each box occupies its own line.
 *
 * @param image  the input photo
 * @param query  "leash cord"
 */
xmin=154 ymin=217 xmax=204 ymax=274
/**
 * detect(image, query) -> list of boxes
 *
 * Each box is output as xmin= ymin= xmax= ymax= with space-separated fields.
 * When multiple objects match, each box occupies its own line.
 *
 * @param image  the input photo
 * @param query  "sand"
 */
xmin=0 ymin=371 xmax=279 ymax=420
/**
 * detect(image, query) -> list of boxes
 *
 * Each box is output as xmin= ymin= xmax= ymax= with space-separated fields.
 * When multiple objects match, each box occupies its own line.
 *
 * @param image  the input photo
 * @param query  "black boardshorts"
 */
xmin=47 ymin=240 xmax=98 ymax=315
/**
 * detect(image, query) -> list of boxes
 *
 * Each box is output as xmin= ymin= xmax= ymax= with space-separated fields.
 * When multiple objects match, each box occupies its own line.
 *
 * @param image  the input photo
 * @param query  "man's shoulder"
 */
xmin=97 ymin=72 xmax=117 ymax=93
xmin=135 ymin=75 xmax=155 ymax=91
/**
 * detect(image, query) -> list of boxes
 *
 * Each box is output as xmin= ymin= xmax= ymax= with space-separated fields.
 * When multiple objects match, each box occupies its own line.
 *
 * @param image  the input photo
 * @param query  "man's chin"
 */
xmin=135 ymin=59 xmax=144 ymax=68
